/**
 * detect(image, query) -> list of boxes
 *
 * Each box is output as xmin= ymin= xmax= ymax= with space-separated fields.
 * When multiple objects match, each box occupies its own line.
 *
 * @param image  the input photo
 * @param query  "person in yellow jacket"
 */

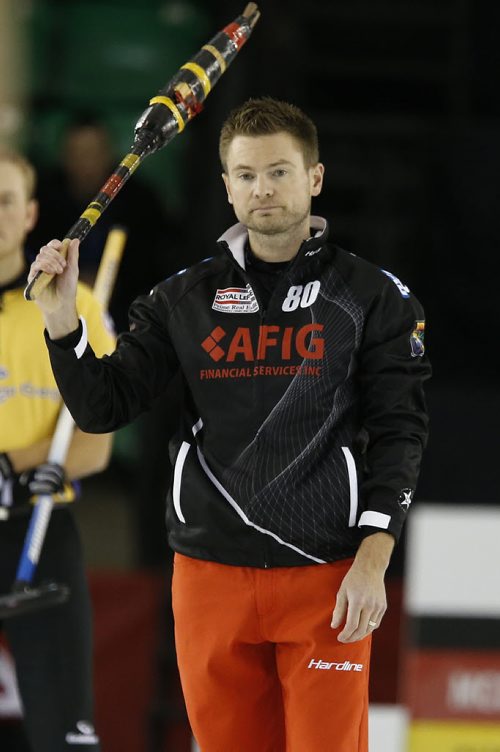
xmin=0 ymin=149 xmax=115 ymax=751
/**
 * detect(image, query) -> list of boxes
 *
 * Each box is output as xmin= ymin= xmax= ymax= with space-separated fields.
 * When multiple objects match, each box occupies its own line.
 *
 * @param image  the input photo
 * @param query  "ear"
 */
xmin=25 ymin=199 xmax=38 ymax=233
xmin=310 ymin=163 xmax=325 ymax=197
xmin=221 ymin=172 xmax=233 ymax=205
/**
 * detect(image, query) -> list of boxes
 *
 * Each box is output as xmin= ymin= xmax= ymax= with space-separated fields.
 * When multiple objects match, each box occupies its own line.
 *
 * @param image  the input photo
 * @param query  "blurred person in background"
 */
xmin=29 ymin=98 xmax=430 ymax=752
xmin=0 ymin=149 xmax=115 ymax=752
xmin=29 ymin=112 xmax=178 ymax=334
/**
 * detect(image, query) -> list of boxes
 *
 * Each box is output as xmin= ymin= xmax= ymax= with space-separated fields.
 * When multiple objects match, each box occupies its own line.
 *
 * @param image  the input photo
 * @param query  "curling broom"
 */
xmin=24 ymin=3 xmax=260 ymax=302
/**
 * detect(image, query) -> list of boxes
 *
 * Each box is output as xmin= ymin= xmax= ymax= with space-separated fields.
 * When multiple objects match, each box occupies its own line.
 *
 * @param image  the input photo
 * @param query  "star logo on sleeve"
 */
xmin=398 ymin=488 xmax=414 ymax=511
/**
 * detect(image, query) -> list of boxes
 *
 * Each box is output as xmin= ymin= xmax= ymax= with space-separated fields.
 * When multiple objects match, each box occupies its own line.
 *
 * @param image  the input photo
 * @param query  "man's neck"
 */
xmin=0 ymin=250 xmax=25 ymax=287
xmin=247 ymin=218 xmax=312 ymax=263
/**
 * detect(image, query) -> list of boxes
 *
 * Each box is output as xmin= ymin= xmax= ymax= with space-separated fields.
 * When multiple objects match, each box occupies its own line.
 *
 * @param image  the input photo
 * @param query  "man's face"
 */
xmin=222 ymin=132 xmax=324 ymax=236
xmin=0 ymin=160 xmax=37 ymax=262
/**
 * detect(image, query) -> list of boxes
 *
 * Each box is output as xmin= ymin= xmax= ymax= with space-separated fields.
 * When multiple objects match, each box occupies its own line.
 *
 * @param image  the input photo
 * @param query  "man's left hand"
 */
xmin=330 ymin=532 xmax=394 ymax=643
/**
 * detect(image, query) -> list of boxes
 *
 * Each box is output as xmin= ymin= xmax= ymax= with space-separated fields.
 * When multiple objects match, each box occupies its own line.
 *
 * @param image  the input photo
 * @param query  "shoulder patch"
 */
xmin=410 ymin=320 xmax=425 ymax=357
xmin=381 ymin=269 xmax=410 ymax=298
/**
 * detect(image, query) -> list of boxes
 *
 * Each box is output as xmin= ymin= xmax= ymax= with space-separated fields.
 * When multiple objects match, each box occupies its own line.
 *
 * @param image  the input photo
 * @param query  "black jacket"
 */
xmin=47 ymin=217 xmax=431 ymax=567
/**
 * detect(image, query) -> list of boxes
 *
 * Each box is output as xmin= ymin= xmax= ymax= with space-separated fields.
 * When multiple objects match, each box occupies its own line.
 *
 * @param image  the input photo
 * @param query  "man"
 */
xmin=30 ymin=98 xmax=430 ymax=752
xmin=0 ymin=149 xmax=115 ymax=752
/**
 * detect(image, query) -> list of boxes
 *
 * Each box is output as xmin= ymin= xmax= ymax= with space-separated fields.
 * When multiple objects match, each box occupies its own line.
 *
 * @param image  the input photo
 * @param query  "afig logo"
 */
xmin=200 ymin=324 xmax=325 ymax=380
xmin=201 ymin=326 xmax=226 ymax=362
xmin=201 ymin=324 xmax=325 ymax=363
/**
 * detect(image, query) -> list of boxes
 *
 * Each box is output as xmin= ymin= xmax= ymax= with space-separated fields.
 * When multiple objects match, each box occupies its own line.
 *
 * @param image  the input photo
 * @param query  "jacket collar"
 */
xmin=218 ymin=216 xmax=330 ymax=270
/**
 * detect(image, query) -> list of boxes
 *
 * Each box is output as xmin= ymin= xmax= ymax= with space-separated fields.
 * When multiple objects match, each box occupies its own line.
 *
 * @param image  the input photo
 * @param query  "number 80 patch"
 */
xmin=282 ymin=281 xmax=321 ymax=312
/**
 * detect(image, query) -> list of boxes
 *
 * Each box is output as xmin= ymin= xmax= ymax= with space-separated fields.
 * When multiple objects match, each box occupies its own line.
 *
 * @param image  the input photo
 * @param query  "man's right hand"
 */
xmin=28 ymin=238 xmax=80 ymax=339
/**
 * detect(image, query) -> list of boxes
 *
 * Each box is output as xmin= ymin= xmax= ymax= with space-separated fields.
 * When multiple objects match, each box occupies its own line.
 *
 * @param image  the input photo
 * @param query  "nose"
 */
xmin=252 ymin=175 xmax=273 ymax=198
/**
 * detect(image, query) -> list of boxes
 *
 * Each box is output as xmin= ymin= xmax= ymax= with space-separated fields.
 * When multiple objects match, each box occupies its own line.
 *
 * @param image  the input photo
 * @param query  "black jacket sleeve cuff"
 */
xmin=44 ymin=320 xmax=83 ymax=350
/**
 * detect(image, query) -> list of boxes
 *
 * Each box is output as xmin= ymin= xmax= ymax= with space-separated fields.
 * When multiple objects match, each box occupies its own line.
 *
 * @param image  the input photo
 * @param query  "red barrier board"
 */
xmin=89 ymin=570 xmax=191 ymax=752
xmin=404 ymin=649 xmax=500 ymax=721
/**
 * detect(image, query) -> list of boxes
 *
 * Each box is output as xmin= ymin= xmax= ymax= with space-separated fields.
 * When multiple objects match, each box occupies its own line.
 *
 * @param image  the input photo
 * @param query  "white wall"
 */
xmin=406 ymin=504 xmax=500 ymax=617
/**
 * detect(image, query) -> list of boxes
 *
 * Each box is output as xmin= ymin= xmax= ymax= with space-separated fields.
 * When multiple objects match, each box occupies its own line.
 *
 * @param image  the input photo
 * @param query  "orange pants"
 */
xmin=172 ymin=554 xmax=371 ymax=752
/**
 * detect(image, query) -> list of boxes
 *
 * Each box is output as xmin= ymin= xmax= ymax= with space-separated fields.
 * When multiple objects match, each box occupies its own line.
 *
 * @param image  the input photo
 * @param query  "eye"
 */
xmin=272 ymin=168 xmax=287 ymax=177
xmin=238 ymin=173 xmax=254 ymax=181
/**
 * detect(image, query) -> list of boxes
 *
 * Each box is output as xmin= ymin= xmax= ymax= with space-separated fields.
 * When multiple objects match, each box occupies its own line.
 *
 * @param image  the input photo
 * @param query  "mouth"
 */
xmin=252 ymin=206 xmax=281 ymax=213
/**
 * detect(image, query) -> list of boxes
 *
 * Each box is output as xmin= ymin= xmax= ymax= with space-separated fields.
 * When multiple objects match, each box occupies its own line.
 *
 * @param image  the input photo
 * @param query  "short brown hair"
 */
xmin=0 ymin=147 xmax=37 ymax=200
xmin=219 ymin=97 xmax=319 ymax=171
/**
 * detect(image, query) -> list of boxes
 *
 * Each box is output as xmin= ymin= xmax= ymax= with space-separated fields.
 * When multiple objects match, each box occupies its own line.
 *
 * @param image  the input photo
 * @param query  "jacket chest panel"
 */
xmin=168 ymin=272 xmax=362 ymax=443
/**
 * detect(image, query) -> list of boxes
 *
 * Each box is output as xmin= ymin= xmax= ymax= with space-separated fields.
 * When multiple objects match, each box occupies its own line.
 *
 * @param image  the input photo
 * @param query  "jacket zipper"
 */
xmin=219 ymin=248 xmax=273 ymax=566
xmin=218 ymin=241 xmax=325 ymax=569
